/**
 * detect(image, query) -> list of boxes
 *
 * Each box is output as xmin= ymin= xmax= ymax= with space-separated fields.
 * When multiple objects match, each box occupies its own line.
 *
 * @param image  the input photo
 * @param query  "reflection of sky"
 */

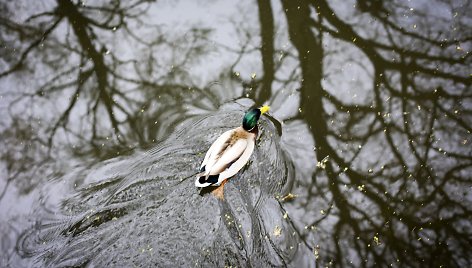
xmin=0 ymin=0 xmax=471 ymax=266
xmin=149 ymin=0 xmax=254 ymax=84
xmin=144 ymin=0 xmax=304 ymax=125
xmin=0 ymin=0 xmax=467 ymax=200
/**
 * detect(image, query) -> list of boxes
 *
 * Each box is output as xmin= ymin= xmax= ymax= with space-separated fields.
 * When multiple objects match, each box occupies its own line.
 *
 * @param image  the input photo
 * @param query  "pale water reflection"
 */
xmin=0 ymin=0 xmax=471 ymax=267
xmin=9 ymin=104 xmax=312 ymax=267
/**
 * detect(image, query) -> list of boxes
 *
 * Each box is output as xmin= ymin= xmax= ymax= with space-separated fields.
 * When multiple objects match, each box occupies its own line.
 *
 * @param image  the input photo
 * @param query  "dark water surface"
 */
xmin=0 ymin=0 xmax=471 ymax=267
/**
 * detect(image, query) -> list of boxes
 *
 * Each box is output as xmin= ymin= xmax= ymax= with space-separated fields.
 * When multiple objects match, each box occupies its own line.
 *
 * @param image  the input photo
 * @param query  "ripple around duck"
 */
xmin=14 ymin=107 xmax=314 ymax=267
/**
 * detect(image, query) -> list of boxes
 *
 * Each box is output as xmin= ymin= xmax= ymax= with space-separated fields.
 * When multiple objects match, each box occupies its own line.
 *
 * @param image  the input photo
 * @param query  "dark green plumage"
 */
xmin=242 ymin=108 xmax=261 ymax=131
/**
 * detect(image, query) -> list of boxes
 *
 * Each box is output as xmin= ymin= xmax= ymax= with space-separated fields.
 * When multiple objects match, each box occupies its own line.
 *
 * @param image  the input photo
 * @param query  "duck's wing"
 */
xmin=199 ymin=129 xmax=234 ymax=172
xmin=217 ymin=137 xmax=255 ymax=182
xmin=207 ymin=139 xmax=247 ymax=175
xmin=195 ymin=137 xmax=247 ymax=187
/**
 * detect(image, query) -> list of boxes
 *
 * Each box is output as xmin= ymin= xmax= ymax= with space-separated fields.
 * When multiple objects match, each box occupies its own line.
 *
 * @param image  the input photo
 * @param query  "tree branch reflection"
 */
xmin=0 ymin=0 xmax=216 ymax=192
xmin=282 ymin=0 xmax=471 ymax=266
xmin=0 ymin=0 xmax=470 ymax=266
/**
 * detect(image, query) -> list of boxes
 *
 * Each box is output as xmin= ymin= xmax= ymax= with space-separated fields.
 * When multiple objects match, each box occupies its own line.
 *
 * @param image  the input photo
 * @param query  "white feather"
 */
xmin=195 ymin=127 xmax=256 ymax=187
xmin=200 ymin=129 xmax=234 ymax=172
xmin=207 ymin=139 xmax=247 ymax=175
xmin=195 ymin=129 xmax=233 ymax=187
xmin=216 ymin=138 xmax=255 ymax=184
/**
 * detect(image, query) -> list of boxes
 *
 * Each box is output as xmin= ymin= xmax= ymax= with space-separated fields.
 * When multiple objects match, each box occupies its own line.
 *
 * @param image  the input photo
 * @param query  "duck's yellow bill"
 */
xmin=260 ymin=105 xmax=270 ymax=114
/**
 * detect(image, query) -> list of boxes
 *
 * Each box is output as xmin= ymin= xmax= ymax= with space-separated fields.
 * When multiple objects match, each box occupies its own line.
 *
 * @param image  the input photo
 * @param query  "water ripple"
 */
xmin=14 ymin=106 xmax=312 ymax=267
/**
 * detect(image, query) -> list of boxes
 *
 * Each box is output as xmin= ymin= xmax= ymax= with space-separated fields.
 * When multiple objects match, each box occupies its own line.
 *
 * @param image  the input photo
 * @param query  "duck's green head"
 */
xmin=242 ymin=105 xmax=270 ymax=131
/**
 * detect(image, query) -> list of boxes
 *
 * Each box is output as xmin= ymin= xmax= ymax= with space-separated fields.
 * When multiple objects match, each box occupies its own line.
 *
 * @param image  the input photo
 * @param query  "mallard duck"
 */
xmin=195 ymin=105 xmax=270 ymax=189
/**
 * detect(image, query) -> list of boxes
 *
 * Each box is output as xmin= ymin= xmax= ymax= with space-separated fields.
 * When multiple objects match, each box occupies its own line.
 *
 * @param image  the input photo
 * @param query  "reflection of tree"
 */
xmin=1 ymin=0 xmax=471 ymax=266
xmin=0 ymin=0 xmax=218 ymax=193
xmin=282 ymin=0 xmax=471 ymax=266
xmin=255 ymin=0 xmax=275 ymax=103
xmin=0 ymin=119 xmax=55 ymax=199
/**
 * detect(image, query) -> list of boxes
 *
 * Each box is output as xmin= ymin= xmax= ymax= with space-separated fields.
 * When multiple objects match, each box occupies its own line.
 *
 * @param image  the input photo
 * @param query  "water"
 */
xmin=1 ymin=0 xmax=471 ymax=267
xmin=7 ymin=108 xmax=309 ymax=267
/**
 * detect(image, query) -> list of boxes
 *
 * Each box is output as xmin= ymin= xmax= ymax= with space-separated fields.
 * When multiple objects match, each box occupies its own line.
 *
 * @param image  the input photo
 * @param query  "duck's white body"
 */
xmin=195 ymin=126 xmax=257 ymax=187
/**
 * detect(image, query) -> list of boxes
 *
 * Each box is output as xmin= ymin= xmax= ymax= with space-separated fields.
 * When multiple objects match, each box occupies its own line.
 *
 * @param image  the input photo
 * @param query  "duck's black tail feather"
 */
xmin=198 ymin=174 xmax=220 ymax=185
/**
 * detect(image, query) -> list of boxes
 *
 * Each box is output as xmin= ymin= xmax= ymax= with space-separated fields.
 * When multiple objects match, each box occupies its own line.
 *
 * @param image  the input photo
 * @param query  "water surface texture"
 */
xmin=0 ymin=0 xmax=471 ymax=267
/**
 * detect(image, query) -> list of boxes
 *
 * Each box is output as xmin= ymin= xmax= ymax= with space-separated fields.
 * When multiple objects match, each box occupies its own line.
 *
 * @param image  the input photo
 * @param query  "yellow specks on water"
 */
xmin=273 ymin=225 xmax=282 ymax=237
xmin=279 ymin=193 xmax=297 ymax=202
xmin=316 ymin=155 xmax=329 ymax=169
xmin=251 ymin=73 xmax=257 ymax=79
xmin=373 ymin=235 xmax=380 ymax=245
xmin=234 ymin=71 xmax=240 ymax=77
xmin=139 ymin=245 xmax=153 ymax=254
xmin=283 ymin=212 xmax=288 ymax=219
xmin=224 ymin=213 xmax=235 ymax=226
xmin=313 ymin=244 xmax=320 ymax=259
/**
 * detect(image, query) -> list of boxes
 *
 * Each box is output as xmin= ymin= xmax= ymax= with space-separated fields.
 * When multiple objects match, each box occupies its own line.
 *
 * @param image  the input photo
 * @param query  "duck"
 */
xmin=195 ymin=105 xmax=270 ymax=192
